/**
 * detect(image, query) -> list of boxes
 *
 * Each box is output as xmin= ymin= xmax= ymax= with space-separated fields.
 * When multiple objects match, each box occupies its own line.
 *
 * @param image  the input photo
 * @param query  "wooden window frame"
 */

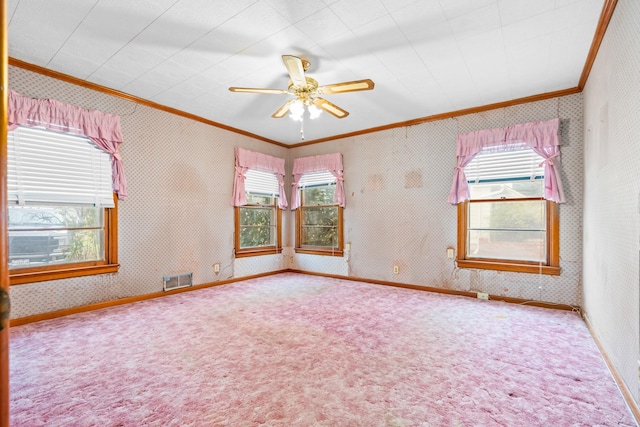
xmin=9 ymin=194 xmax=120 ymax=285
xmin=456 ymin=198 xmax=560 ymax=275
xmin=295 ymin=190 xmax=343 ymax=257
xmin=234 ymin=201 xmax=283 ymax=258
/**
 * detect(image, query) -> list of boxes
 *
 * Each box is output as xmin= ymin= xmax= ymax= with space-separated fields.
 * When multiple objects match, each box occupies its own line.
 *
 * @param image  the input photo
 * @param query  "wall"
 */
xmin=8 ymin=66 xmax=290 ymax=319
xmin=8 ymin=67 xmax=585 ymax=318
xmin=290 ymin=94 xmax=584 ymax=307
xmin=582 ymin=0 xmax=640 ymax=403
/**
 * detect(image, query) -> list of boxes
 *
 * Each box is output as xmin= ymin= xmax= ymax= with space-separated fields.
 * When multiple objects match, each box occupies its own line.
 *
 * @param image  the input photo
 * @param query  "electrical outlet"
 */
xmin=477 ymin=292 xmax=489 ymax=300
xmin=213 ymin=263 xmax=220 ymax=274
xmin=447 ymin=247 xmax=454 ymax=259
xmin=345 ymin=242 xmax=351 ymax=251
xmin=393 ymin=265 xmax=399 ymax=274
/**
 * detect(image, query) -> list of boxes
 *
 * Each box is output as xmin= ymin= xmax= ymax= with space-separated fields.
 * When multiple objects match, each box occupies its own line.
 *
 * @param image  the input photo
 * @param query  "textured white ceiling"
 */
xmin=8 ymin=0 xmax=605 ymax=145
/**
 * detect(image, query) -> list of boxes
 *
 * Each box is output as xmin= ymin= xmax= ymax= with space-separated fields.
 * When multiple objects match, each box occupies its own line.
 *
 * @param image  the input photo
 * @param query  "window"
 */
xmin=231 ymin=148 xmax=287 ymax=256
xmin=295 ymin=171 xmax=343 ymax=256
xmin=8 ymin=126 xmax=119 ymax=284
xmin=235 ymin=169 xmax=282 ymax=257
xmin=457 ymin=147 xmax=560 ymax=275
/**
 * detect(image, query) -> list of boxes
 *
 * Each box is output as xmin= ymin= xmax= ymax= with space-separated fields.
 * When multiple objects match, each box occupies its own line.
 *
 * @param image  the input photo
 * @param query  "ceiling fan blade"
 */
xmin=317 ymin=79 xmax=375 ymax=95
xmin=312 ymin=98 xmax=349 ymax=119
xmin=282 ymin=55 xmax=307 ymax=87
xmin=229 ymin=87 xmax=289 ymax=95
xmin=272 ymin=99 xmax=296 ymax=118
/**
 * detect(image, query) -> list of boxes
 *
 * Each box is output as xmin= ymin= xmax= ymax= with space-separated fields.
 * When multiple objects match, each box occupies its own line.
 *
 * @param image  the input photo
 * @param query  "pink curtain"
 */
xmin=290 ymin=153 xmax=345 ymax=210
xmin=448 ymin=118 xmax=564 ymax=204
xmin=8 ymin=90 xmax=128 ymax=200
xmin=231 ymin=147 xmax=288 ymax=209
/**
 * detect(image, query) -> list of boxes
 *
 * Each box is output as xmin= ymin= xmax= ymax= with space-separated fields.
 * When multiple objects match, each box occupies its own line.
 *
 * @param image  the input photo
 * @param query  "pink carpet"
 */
xmin=10 ymin=273 xmax=636 ymax=426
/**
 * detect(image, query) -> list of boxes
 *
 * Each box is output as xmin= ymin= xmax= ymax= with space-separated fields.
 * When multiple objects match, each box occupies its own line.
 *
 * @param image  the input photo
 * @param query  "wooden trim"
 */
xmin=8 ymin=58 xmax=287 ymax=148
xmin=9 ymin=264 xmax=120 ymax=285
xmin=234 ymin=203 xmax=283 ymax=257
xmin=235 ymin=248 xmax=283 ymax=258
xmin=11 ymin=269 xmax=289 ymax=326
xmin=457 ymin=202 xmax=468 ymax=262
xmin=578 ymin=0 xmax=619 ymax=90
xmin=277 ymin=205 xmax=283 ymax=249
xmin=6 ymin=0 xmax=617 ymax=152
xmin=0 ymin=0 xmax=10 ymax=424
xmin=583 ymin=313 xmax=640 ymax=424
xmin=295 ymin=207 xmax=301 ymax=249
xmin=548 ymin=200 xmax=560 ymax=267
xmin=290 ymin=270 xmax=579 ymax=312
xmin=9 ymin=56 xmax=583 ymax=149
xmin=289 ymin=88 xmax=581 ymax=148
xmin=11 ymin=268 xmax=581 ymax=328
xmin=9 ymin=197 xmax=120 ymax=285
xmin=456 ymin=200 xmax=561 ymax=275
xmin=295 ymin=191 xmax=344 ymax=256
xmin=294 ymin=248 xmax=344 ymax=257
xmin=456 ymin=259 xmax=561 ymax=275
xmin=234 ymin=206 xmax=241 ymax=251
xmin=106 ymin=194 xmax=118 ymax=265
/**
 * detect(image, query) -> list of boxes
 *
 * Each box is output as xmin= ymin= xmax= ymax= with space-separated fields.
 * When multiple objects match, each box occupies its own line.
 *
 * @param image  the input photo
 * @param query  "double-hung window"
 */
xmin=232 ymin=148 xmax=287 ymax=257
xmin=457 ymin=146 xmax=559 ymax=274
xmin=291 ymin=153 xmax=345 ymax=257
xmin=450 ymin=118 xmax=564 ymax=275
xmin=7 ymin=90 xmax=126 ymax=285
xmin=235 ymin=169 xmax=282 ymax=256
xmin=8 ymin=126 xmax=119 ymax=284
xmin=296 ymin=172 xmax=343 ymax=254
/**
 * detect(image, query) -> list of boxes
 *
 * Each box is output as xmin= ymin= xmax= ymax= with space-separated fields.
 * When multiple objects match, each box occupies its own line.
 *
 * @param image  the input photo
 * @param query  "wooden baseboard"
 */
xmin=10 ymin=270 xmax=289 ymax=326
xmin=582 ymin=313 xmax=640 ymax=424
xmin=288 ymin=269 xmax=580 ymax=312
xmin=11 ymin=268 xmax=580 ymax=327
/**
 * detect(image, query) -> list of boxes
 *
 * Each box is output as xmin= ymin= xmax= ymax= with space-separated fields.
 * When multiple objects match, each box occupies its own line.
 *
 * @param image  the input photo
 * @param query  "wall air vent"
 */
xmin=163 ymin=272 xmax=193 ymax=292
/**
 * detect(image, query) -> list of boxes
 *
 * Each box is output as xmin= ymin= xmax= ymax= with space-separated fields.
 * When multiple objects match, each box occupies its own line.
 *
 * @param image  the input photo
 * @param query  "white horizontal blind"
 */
xmin=298 ymin=171 xmax=336 ymax=187
xmin=244 ymin=169 xmax=279 ymax=196
xmin=465 ymin=147 xmax=545 ymax=183
xmin=7 ymin=126 xmax=115 ymax=207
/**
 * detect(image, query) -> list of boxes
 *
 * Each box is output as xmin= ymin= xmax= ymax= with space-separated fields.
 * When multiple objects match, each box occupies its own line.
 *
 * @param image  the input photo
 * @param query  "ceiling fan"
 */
xmin=229 ymin=55 xmax=375 ymax=121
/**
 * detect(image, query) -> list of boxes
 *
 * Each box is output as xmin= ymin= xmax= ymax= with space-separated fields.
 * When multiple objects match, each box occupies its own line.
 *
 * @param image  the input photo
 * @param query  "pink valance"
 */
xmin=291 ymin=153 xmax=345 ymax=210
xmin=231 ymin=147 xmax=288 ymax=209
xmin=449 ymin=118 xmax=565 ymax=204
xmin=8 ymin=90 xmax=127 ymax=200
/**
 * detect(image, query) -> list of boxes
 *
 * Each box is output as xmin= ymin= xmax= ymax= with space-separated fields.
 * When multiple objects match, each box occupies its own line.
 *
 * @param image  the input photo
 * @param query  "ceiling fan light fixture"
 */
xmin=289 ymin=100 xmax=305 ymax=121
xmin=229 ymin=54 xmax=374 ymax=133
xmin=308 ymin=104 xmax=322 ymax=120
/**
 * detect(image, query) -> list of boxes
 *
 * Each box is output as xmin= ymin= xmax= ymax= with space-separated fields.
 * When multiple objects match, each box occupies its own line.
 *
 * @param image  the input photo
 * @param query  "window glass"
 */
xmin=298 ymin=184 xmax=340 ymax=250
xmin=468 ymin=180 xmax=543 ymax=200
xmin=301 ymin=206 xmax=339 ymax=248
xmin=467 ymin=200 xmax=546 ymax=262
xmin=302 ymin=185 xmax=336 ymax=205
xmin=238 ymin=195 xmax=278 ymax=249
xmin=8 ymin=206 xmax=105 ymax=269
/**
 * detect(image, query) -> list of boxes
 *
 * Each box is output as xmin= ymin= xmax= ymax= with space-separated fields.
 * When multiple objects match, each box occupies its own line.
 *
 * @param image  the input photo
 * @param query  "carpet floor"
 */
xmin=10 ymin=273 xmax=636 ymax=426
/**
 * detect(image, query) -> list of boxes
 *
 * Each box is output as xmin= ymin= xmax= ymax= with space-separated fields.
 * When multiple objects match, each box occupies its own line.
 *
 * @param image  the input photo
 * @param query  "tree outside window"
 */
xmin=296 ymin=184 xmax=343 ymax=256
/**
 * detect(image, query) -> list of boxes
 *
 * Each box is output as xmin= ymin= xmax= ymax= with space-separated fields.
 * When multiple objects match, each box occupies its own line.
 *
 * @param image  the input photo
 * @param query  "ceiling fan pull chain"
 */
xmin=300 ymin=118 xmax=305 ymax=140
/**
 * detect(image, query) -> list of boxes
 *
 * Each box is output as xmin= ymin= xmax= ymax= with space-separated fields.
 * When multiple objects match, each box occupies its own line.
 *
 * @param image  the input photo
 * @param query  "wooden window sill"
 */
xmin=235 ymin=248 xmax=283 ymax=258
xmin=10 ymin=263 xmax=120 ymax=285
xmin=457 ymin=259 xmax=560 ymax=276
xmin=295 ymin=248 xmax=344 ymax=257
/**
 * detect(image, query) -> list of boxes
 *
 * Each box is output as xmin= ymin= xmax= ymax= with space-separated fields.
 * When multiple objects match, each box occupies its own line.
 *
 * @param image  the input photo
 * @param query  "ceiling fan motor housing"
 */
xmin=289 ymin=77 xmax=319 ymax=105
